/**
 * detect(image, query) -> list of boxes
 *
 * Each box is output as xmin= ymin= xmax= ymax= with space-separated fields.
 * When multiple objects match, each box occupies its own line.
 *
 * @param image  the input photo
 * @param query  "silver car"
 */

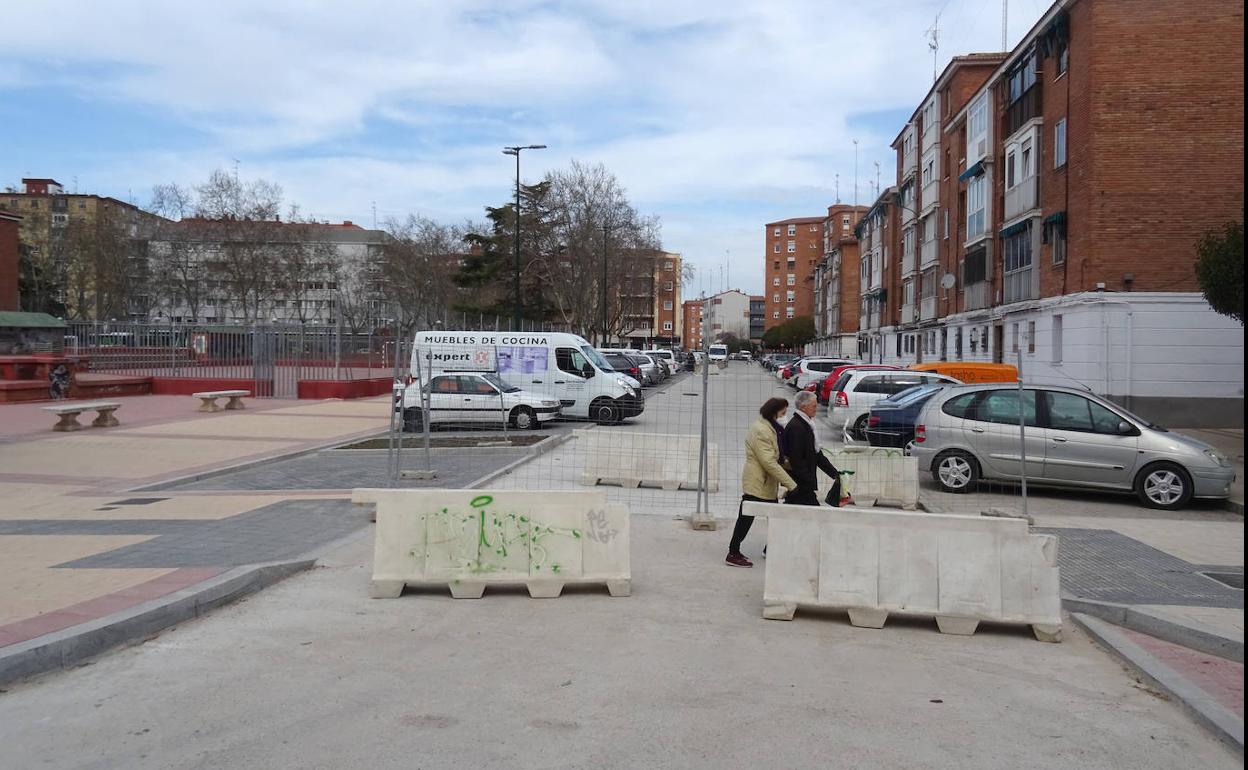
xmin=909 ymin=383 xmax=1235 ymax=510
xmin=627 ymin=353 xmax=660 ymax=386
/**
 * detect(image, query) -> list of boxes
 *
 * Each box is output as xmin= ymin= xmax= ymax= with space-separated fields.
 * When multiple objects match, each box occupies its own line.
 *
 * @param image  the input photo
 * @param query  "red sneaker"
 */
xmin=725 ymin=553 xmax=753 ymax=568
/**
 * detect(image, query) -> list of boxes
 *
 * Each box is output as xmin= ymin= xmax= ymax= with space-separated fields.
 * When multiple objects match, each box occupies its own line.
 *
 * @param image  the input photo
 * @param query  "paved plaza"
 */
xmin=0 ymin=367 xmax=1243 ymax=766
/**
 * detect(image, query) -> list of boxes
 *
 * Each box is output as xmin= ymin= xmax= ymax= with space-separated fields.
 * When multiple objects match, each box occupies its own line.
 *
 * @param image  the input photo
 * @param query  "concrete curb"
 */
xmin=1063 ymin=597 xmax=1244 ymax=663
xmin=468 ymin=431 xmax=577 ymax=489
xmin=0 ymin=560 xmax=312 ymax=688
xmin=1072 ymin=613 xmax=1243 ymax=754
xmin=1224 ymin=498 xmax=1244 ymax=516
xmin=0 ymin=524 xmax=372 ymax=689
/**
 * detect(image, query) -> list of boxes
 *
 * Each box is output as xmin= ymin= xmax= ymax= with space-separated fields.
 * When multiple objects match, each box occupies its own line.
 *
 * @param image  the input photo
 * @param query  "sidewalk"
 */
xmin=0 ymin=394 xmax=394 ymax=675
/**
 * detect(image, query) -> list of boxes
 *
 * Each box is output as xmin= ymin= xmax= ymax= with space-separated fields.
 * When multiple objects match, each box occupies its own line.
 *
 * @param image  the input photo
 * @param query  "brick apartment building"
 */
xmin=810 ymin=203 xmax=868 ymax=357
xmin=763 ymin=216 xmax=824 ymax=328
xmin=613 ymin=250 xmax=683 ymax=348
xmin=840 ymin=0 xmax=1244 ymax=425
xmin=682 ymin=299 xmax=703 ymax=351
xmin=0 ymin=210 xmax=20 ymax=311
xmin=749 ymin=295 xmax=766 ymax=343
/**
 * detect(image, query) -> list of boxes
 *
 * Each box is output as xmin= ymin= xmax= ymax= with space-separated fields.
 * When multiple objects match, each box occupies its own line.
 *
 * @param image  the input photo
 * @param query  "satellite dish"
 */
xmin=940 ymin=272 xmax=957 ymax=290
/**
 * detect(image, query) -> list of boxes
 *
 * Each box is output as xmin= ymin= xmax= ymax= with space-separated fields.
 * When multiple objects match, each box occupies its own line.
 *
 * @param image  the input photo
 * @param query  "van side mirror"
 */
xmin=581 ymin=364 xmax=595 ymax=379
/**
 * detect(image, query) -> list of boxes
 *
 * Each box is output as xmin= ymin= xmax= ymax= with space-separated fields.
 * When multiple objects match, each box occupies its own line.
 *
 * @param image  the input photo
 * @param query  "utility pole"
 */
xmin=502 ymin=145 xmax=547 ymax=332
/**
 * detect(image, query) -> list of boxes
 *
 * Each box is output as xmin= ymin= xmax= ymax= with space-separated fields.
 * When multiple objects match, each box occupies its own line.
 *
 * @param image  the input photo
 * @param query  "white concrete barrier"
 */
xmin=358 ymin=489 xmax=630 ymax=599
xmin=820 ymin=448 xmax=919 ymax=509
xmin=578 ymin=430 xmax=718 ymax=492
xmin=747 ymin=502 xmax=1061 ymax=641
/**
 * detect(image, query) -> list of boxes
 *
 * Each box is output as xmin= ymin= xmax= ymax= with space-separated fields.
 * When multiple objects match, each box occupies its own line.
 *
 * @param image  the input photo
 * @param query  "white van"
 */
xmin=708 ymin=343 xmax=729 ymax=362
xmin=409 ymin=331 xmax=643 ymax=424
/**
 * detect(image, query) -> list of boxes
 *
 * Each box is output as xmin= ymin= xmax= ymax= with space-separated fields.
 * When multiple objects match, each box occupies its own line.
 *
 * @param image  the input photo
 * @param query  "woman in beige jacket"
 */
xmin=726 ymin=397 xmax=797 ymax=567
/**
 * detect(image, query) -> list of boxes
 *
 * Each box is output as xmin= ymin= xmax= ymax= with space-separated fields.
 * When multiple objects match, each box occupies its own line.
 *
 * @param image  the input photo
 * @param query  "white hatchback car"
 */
xmin=400 ymin=372 xmax=561 ymax=431
xmin=826 ymin=370 xmax=960 ymax=440
xmin=791 ymin=358 xmax=859 ymax=391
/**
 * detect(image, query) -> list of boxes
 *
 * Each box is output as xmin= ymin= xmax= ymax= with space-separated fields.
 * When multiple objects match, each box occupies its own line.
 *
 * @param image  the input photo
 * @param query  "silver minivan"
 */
xmin=909 ymin=383 xmax=1235 ymax=510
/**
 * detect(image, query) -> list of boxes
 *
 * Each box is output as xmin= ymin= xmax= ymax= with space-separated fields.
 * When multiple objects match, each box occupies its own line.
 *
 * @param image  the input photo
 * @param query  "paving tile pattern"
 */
xmin=35 ymin=499 xmax=367 ymax=568
xmin=159 ymin=448 xmax=529 ymax=491
xmin=1040 ymin=528 xmax=1245 ymax=609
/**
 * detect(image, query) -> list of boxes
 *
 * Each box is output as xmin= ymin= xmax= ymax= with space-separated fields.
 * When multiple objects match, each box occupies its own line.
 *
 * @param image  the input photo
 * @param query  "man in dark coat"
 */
xmin=782 ymin=390 xmax=844 ymax=506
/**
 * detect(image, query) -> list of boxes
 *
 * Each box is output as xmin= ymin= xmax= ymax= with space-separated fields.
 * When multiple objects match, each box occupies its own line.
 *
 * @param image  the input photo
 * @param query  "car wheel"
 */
xmin=510 ymin=406 xmax=537 ymax=430
xmin=852 ymin=414 xmax=870 ymax=441
xmin=591 ymin=398 xmax=618 ymax=426
xmin=1135 ymin=462 xmax=1193 ymax=510
xmin=933 ymin=450 xmax=979 ymax=493
xmin=402 ymin=407 xmax=424 ymax=433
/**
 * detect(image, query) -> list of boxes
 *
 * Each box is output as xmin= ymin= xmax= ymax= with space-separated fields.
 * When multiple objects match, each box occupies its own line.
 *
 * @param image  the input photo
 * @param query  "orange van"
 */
xmin=907 ymin=362 xmax=1018 ymax=383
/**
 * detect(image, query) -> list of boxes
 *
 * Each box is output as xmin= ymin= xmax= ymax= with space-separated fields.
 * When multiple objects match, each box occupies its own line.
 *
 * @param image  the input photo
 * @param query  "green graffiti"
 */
xmin=418 ymin=496 xmax=581 ymax=575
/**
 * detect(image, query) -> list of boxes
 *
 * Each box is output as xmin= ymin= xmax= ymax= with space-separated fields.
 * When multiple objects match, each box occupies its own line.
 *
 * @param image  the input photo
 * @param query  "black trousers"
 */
xmin=728 ymin=494 xmax=775 ymax=555
xmin=787 ymin=477 xmax=843 ymax=507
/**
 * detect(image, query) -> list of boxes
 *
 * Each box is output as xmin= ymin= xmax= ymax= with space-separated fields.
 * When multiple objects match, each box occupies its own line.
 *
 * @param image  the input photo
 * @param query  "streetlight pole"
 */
xmin=503 ymin=144 xmax=547 ymax=332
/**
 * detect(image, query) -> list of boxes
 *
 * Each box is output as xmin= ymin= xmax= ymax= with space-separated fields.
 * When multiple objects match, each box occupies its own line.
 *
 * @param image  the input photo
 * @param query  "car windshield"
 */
xmin=481 ymin=373 xmax=520 ymax=393
xmin=580 ymin=345 xmax=612 ymax=372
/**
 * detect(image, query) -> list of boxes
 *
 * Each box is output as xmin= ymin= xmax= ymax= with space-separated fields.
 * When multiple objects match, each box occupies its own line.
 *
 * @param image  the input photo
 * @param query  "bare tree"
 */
xmin=381 ymin=215 xmax=470 ymax=332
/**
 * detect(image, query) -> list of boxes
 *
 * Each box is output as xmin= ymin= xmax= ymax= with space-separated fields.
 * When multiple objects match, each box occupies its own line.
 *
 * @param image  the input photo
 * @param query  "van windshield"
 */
xmin=580 ymin=345 xmax=612 ymax=372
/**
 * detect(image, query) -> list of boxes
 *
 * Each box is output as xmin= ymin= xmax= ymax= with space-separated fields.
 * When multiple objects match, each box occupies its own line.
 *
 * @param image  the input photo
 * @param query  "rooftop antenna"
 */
xmin=372 ymin=201 xmax=377 ymax=229
xmin=853 ymin=139 xmax=859 ymax=208
xmin=725 ymin=250 xmax=730 ymax=292
xmin=1002 ymin=0 xmax=1008 ymax=50
xmin=927 ymin=14 xmax=940 ymax=81
xmin=73 ymin=175 xmax=78 ymax=194
xmin=874 ymin=161 xmax=881 ymax=199
xmin=835 ymin=173 xmax=840 ymax=203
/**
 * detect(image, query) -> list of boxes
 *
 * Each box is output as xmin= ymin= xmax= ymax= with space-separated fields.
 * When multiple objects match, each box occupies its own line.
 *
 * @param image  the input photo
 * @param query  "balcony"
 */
xmin=902 ymin=150 xmax=917 ymax=182
xmin=1004 ymin=266 xmax=1037 ymax=304
xmin=900 ymin=305 xmax=915 ymax=324
xmin=964 ymin=281 xmax=991 ymax=311
xmin=901 ymin=246 xmax=916 ymax=277
xmin=920 ymin=237 xmax=938 ymax=269
xmin=900 ymin=199 xmax=916 ymax=227
xmin=1004 ymin=175 xmax=1039 ymax=222
xmin=920 ymin=296 xmax=937 ymax=321
xmin=859 ymin=313 xmax=868 ymax=331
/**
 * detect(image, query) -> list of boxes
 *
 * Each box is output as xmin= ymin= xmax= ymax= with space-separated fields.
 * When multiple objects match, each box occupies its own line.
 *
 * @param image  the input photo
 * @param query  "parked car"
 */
xmin=791 ymin=357 xmax=859 ymax=391
xmin=864 ymin=383 xmax=950 ymax=450
xmin=909 ymin=383 xmax=1236 ymax=510
xmin=740 ymin=351 xmax=753 ymax=361
xmin=817 ymin=364 xmax=899 ymax=404
xmin=601 ymin=352 xmax=644 ymax=388
xmin=627 ymin=353 xmax=660 ymax=385
xmin=643 ymin=349 xmax=675 ymax=377
xmin=777 ymin=358 xmax=803 ymax=381
xmin=826 ymin=370 xmax=961 ymax=440
xmin=767 ymin=353 xmax=797 ymax=372
xmin=400 ymin=372 xmax=561 ymax=431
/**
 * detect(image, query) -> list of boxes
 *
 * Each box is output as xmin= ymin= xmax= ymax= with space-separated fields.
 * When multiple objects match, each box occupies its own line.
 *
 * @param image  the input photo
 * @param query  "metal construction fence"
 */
xmin=63 ymin=314 xmax=575 ymax=399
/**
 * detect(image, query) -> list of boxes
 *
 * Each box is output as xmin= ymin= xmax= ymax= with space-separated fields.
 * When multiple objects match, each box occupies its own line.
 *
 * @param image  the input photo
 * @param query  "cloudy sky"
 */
xmin=1 ymin=0 xmax=1049 ymax=299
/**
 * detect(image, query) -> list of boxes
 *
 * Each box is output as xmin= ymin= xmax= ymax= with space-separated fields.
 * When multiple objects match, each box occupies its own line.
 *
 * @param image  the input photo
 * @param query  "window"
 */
xmin=786 ymin=274 xmax=795 ymax=286
xmin=773 ymin=244 xmax=780 ymax=253
xmin=942 ymin=391 xmax=978 ymax=418
xmin=1056 ymin=40 xmax=1068 ymax=77
xmin=1003 ymin=227 xmax=1034 ymax=303
xmin=773 ymin=261 xmax=780 ymax=270
xmin=77 ymin=200 xmax=86 ymax=209
xmin=785 ymin=307 xmax=795 ymax=319
xmin=1047 ymin=392 xmax=1103 ymax=433
xmin=1027 ymin=321 xmax=1035 ymax=354
xmin=842 ymin=215 xmax=851 ymax=227
xmin=1052 ymin=221 xmax=1067 ymax=264
xmin=978 ymin=390 xmax=1038 ymax=426
xmin=964 ymin=246 xmax=988 ymax=285
xmin=1051 ymin=315 xmax=1063 ymax=364
xmin=1012 ymin=322 xmax=1020 ymax=352
xmin=773 ymin=293 xmax=780 ymax=303
xmin=787 ymin=241 xmax=796 ymax=253
xmin=943 ymin=209 xmax=949 ymax=239
xmin=664 ymin=281 xmax=673 ymax=291
xmin=967 ymin=175 xmax=987 ymax=238
xmin=955 ymin=327 xmax=964 ymax=360
xmin=902 ymin=279 xmax=915 ymax=308
xmin=786 ymin=290 xmax=795 ymax=302
xmin=1054 ymin=119 xmax=1067 ymax=167
xmin=663 ymin=321 xmax=673 ymax=331
xmin=664 ymin=261 xmax=673 ymax=271
xmin=663 ymin=300 xmax=673 ymax=310
xmin=1007 ymin=51 xmax=1037 ymax=104
xmin=787 ymin=224 xmax=796 ymax=236
xmin=773 ymin=310 xmax=780 ymax=319
xmin=430 ymin=376 xmax=461 ymax=394
xmin=772 ymin=277 xmax=780 ymax=286
xmin=1006 ymin=149 xmax=1016 ymax=188
xmin=555 ymin=347 xmax=590 ymax=377
xmin=809 ymin=224 xmax=817 ymax=232
xmin=921 ymin=268 xmax=936 ymax=298
xmin=967 ymin=95 xmax=989 ymax=161
xmin=774 ymin=227 xmax=781 ymax=236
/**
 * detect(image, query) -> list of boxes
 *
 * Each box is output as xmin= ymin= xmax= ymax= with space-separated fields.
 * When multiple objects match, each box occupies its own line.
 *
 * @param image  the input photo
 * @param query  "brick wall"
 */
xmin=0 ymin=215 xmax=19 ymax=311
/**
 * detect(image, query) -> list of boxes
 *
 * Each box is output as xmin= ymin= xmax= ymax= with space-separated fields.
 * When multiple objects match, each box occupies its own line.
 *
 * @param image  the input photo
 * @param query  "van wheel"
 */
xmin=1135 ymin=462 xmax=1193 ymax=510
xmin=591 ymin=398 xmax=618 ymax=426
xmin=402 ymin=407 xmax=424 ymax=433
xmin=933 ymin=450 xmax=978 ymax=493
xmin=852 ymin=414 xmax=870 ymax=441
xmin=510 ymin=406 xmax=537 ymax=431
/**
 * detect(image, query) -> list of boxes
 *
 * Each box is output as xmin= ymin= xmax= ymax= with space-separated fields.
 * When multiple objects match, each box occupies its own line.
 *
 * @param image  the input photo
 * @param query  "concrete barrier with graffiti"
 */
xmin=749 ymin=501 xmax=1061 ymax=642
xmin=357 ymin=489 xmax=631 ymax=599
xmin=578 ymin=430 xmax=719 ymax=491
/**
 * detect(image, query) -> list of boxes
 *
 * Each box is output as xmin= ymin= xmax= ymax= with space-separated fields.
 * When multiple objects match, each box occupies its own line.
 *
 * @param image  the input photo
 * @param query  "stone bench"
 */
xmin=749 ymin=501 xmax=1061 ymax=642
xmin=41 ymin=401 xmax=122 ymax=432
xmin=192 ymin=390 xmax=250 ymax=412
xmin=357 ymin=488 xmax=631 ymax=600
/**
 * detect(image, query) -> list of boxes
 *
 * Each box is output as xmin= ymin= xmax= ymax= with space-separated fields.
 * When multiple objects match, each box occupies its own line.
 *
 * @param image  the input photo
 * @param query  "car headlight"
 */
xmin=542 ymin=400 xmax=558 ymax=407
xmin=1202 ymin=449 xmax=1231 ymax=467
